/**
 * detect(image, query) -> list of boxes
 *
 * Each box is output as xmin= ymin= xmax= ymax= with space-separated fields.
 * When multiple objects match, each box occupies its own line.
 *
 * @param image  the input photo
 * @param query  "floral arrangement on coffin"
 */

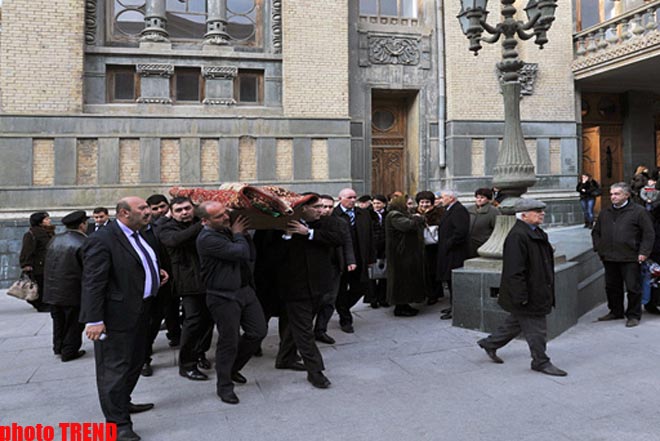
xmin=169 ymin=183 xmax=315 ymax=229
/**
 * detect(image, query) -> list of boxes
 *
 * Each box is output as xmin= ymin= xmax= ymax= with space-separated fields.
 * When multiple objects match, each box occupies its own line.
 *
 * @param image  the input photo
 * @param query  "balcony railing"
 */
xmin=572 ymin=0 xmax=660 ymax=74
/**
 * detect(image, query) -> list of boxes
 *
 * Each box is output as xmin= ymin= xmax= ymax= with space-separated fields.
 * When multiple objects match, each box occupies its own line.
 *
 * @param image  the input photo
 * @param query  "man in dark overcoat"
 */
xmin=43 ymin=210 xmax=88 ymax=361
xmin=592 ymin=182 xmax=654 ymax=327
xmin=436 ymin=190 xmax=470 ymax=320
xmin=275 ymin=194 xmax=344 ymax=388
xmin=477 ymin=198 xmax=567 ymax=377
xmin=81 ymin=197 xmax=169 ymax=441
xmin=332 ymin=188 xmax=375 ymax=333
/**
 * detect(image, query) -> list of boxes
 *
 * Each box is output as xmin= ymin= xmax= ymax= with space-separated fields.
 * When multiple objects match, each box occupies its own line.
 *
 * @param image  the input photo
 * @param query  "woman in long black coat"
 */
xmin=19 ymin=211 xmax=55 ymax=312
xmin=385 ymin=196 xmax=427 ymax=317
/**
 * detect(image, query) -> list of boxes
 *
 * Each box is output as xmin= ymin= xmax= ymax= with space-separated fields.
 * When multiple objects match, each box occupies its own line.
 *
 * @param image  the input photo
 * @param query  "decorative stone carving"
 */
xmin=203 ymin=98 xmax=237 ymax=106
xmin=572 ymin=30 xmax=660 ymax=72
xmin=272 ymin=0 xmax=282 ymax=53
xmin=202 ymin=66 xmax=238 ymax=79
xmin=140 ymin=0 xmax=170 ymax=43
xmin=204 ymin=0 xmax=231 ymax=46
xmin=136 ymin=64 xmax=174 ymax=77
xmin=368 ymin=35 xmax=421 ymax=65
xmin=137 ymin=97 xmax=173 ymax=104
xmin=84 ymin=0 xmax=97 ymax=45
xmin=497 ymin=63 xmax=538 ymax=98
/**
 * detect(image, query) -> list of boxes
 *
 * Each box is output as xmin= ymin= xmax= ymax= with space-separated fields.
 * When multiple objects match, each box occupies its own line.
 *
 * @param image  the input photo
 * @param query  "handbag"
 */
xmin=424 ymin=225 xmax=439 ymax=245
xmin=6 ymin=273 xmax=39 ymax=301
xmin=368 ymin=259 xmax=387 ymax=280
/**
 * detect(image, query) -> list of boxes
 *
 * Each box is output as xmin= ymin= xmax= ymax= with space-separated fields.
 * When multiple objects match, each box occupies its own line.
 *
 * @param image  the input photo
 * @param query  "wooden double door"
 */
xmin=582 ymin=125 xmax=623 ymax=211
xmin=371 ymin=97 xmax=406 ymax=196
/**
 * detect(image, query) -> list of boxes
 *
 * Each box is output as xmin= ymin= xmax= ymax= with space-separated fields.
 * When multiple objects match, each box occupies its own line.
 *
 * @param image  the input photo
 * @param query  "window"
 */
xmin=107 ymin=65 xmax=139 ymax=102
xmin=234 ymin=70 xmax=263 ymax=104
xmin=166 ymin=0 xmax=207 ymax=39
xmin=171 ymin=68 xmax=204 ymax=103
xmin=111 ymin=0 xmax=146 ymax=41
xmin=575 ymin=0 xmax=652 ymax=31
xmin=359 ymin=0 xmax=418 ymax=19
xmin=227 ymin=0 xmax=261 ymax=45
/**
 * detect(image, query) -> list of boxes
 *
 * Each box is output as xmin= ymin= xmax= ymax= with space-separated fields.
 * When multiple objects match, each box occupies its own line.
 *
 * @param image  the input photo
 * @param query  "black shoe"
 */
xmin=315 ymin=332 xmax=336 ymax=344
xmin=168 ymin=337 xmax=180 ymax=348
xmin=140 ymin=362 xmax=153 ymax=377
xmin=625 ymin=318 xmax=640 ymax=328
xmin=597 ymin=312 xmax=624 ymax=321
xmin=477 ymin=341 xmax=503 ymax=364
xmin=179 ymin=367 xmax=209 ymax=381
xmin=254 ymin=347 xmax=263 ymax=357
xmin=218 ymin=391 xmax=240 ymax=405
xmin=532 ymin=364 xmax=568 ymax=377
xmin=441 ymin=307 xmax=451 ymax=314
xmin=54 ymin=348 xmax=61 ymax=356
xmin=197 ymin=355 xmax=212 ymax=370
xmin=645 ymin=305 xmax=660 ymax=314
xmin=231 ymin=371 xmax=247 ymax=384
xmin=394 ymin=306 xmax=419 ymax=317
xmin=116 ymin=426 xmax=141 ymax=441
xmin=340 ymin=323 xmax=354 ymax=334
xmin=61 ymin=350 xmax=86 ymax=362
xmin=275 ymin=361 xmax=307 ymax=371
xmin=440 ymin=311 xmax=452 ymax=320
xmin=128 ymin=402 xmax=154 ymax=414
xmin=307 ymin=371 xmax=331 ymax=389
xmin=370 ymin=302 xmax=380 ymax=309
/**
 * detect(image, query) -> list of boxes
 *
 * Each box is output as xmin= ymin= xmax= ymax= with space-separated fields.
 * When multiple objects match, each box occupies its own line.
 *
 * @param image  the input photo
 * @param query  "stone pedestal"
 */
xmin=452 ymin=255 xmax=580 ymax=340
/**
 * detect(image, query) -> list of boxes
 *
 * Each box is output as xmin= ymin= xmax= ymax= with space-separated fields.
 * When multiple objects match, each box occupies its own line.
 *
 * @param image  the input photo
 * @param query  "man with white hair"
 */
xmin=436 ymin=189 xmax=470 ymax=320
xmin=332 ymin=188 xmax=375 ymax=333
xmin=477 ymin=198 xmax=567 ymax=377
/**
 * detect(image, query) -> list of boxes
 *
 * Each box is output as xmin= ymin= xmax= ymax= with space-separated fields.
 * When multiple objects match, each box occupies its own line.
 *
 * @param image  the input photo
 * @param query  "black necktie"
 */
xmin=347 ymin=209 xmax=356 ymax=226
xmin=131 ymin=232 xmax=159 ymax=297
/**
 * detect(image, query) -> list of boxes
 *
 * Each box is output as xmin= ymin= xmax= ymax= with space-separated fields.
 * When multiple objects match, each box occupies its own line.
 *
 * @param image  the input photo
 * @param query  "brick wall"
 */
xmin=160 ymin=139 xmax=180 ymax=184
xmin=443 ymin=0 xmax=576 ymax=122
xmin=119 ymin=139 xmax=140 ymax=184
xmin=32 ymin=139 xmax=55 ymax=186
xmin=0 ymin=0 xmax=85 ymax=113
xmin=201 ymin=139 xmax=220 ymax=183
xmin=282 ymin=0 xmax=349 ymax=118
xmin=77 ymin=139 xmax=98 ymax=185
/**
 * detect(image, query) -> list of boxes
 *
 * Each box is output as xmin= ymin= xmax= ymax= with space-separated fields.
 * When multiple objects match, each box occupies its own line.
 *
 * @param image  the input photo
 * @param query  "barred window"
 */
xmin=359 ymin=0 xmax=418 ymax=19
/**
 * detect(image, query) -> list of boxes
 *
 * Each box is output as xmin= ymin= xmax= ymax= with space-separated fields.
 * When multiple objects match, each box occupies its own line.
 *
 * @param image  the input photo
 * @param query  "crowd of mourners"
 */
xmin=13 ymin=173 xmax=660 ymax=441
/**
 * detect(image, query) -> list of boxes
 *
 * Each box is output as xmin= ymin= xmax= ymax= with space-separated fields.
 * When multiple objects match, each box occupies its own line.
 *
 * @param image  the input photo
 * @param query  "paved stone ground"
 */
xmin=2 ymin=227 xmax=659 ymax=441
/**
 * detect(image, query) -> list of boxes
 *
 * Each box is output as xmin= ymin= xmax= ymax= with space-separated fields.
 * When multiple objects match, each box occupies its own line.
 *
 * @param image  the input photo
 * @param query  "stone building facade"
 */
xmin=0 ymin=0 xmax=581 ymax=286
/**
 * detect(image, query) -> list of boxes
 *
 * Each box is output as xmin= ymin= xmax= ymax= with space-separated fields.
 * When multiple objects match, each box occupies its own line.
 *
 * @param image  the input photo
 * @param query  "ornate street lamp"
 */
xmin=456 ymin=0 xmax=558 ymax=258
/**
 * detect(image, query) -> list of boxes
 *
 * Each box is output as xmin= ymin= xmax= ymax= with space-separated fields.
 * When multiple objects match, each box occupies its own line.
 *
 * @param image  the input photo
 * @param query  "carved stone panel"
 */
xmin=368 ymin=34 xmax=421 ymax=66
xmin=203 ymin=66 xmax=238 ymax=106
xmin=497 ymin=63 xmax=538 ymax=98
xmin=85 ymin=0 xmax=97 ymax=45
xmin=272 ymin=0 xmax=282 ymax=54
xmin=137 ymin=64 xmax=174 ymax=104
xmin=136 ymin=64 xmax=174 ymax=78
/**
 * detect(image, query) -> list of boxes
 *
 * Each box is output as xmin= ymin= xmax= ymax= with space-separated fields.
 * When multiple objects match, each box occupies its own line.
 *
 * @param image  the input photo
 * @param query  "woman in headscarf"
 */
xmin=385 ymin=195 xmax=427 ymax=317
xmin=416 ymin=191 xmax=445 ymax=305
xmin=19 ymin=211 xmax=56 ymax=312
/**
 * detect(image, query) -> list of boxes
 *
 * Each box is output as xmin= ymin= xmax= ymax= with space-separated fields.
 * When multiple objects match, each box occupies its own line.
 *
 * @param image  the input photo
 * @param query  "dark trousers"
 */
xmin=50 ymin=304 xmax=84 ymax=357
xmin=479 ymin=313 xmax=550 ymax=370
xmin=206 ymin=288 xmax=267 ymax=394
xmin=27 ymin=274 xmax=47 ymax=311
xmin=278 ymin=296 xmax=325 ymax=372
xmin=145 ymin=288 xmax=173 ymax=364
xmin=335 ymin=270 xmax=368 ymax=326
xmin=178 ymin=295 xmax=214 ymax=370
xmin=604 ymin=261 xmax=642 ymax=320
xmin=165 ymin=294 xmax=181 ymax=343
xmin=93 ymin=299 xmax=152 ymax=427
xmin=314 ymin=275 xmax=341 ymax=335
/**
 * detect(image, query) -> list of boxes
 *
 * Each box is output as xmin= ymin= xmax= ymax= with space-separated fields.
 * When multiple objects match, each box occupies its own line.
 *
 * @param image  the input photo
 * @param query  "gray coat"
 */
xmin=468 ymin=203 xmax=499 ymax=257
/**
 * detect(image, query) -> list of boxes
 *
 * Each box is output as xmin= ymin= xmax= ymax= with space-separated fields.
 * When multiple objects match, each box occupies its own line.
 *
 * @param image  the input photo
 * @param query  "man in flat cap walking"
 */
xmin=477 ymin=198 xmax=567 ymax=376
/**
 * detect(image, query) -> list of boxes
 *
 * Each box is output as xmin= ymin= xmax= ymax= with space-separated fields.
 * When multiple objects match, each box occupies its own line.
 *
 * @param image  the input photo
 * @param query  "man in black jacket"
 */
xmin=276 ymin=194 xmax=344 ymax=388
xmin=436 ymin=190 xmax=470 ymax=320
xmin=333 ymin=188 xmax=375 ymax=333
xmin=196 ymin=201 xmax=267 ymax=404
xmin=81 ymin=197 xmax=168 ymax=441
xmin=158 ymin=196 xmax=213 ymax=381
xmin=592 ymin=182 xmax=655 ymax=327
xmin=43 ymin=210 xmax=88 ymax=362
xmin=477 ymin=198 xmax=567 ymax=377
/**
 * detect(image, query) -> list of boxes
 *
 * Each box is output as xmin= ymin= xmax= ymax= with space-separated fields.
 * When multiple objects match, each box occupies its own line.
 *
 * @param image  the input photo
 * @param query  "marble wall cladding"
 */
xmin=471 ymin=139 xmax=485 ymax=177
xmin=32 ymin=139 xmax=55 ymax=186
xmin=525 ymin=138 xmax=537 ymax=170
xmin=201 ymin=139 xmax=220 ymax=183
xmin=276 ymin=139 xmax=293 ymax=181
xmin=550 ymin=138 xmax=562 ymax=175
xmin=311 ymin=139 xmax=329 ymax=180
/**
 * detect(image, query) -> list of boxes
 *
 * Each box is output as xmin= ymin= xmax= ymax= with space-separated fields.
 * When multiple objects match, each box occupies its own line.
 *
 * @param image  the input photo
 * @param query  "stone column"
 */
xmin=141 ymin=0 xmax=169 ymax=42
xmin=204 ymin=0 xmax=230 ymax=45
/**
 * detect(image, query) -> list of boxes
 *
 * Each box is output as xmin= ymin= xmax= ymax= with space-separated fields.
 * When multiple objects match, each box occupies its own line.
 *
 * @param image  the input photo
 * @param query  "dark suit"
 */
xmin=87 ymin=220 xmax=110 ymax=235
xmin=436 ymin=201 xmax=470 ymax=301
xmin=332 ymin=205 xmax=375 ymax=327
xmin=274 ymin=218 xmax=344 ymax=371
xmin=80 ymin=220 xmax=161 ymax=429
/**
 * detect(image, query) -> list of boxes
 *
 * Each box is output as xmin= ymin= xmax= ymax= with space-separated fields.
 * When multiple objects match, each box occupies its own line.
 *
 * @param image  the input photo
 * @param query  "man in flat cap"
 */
xmin=477 ymin=198 xmax=567 ymax=376
xmin=43 ymin=210 xmax=89 ymax=362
